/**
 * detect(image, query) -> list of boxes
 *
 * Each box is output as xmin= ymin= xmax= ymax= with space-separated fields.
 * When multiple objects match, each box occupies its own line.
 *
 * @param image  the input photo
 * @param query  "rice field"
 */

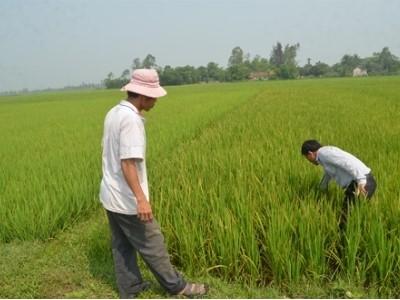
xmin=1 ymin=77 xmax=400 ymax=296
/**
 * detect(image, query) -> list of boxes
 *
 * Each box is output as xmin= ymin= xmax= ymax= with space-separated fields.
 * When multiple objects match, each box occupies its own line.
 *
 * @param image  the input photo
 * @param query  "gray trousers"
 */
xmin=106 ymin=210 xmax=186 ymax=298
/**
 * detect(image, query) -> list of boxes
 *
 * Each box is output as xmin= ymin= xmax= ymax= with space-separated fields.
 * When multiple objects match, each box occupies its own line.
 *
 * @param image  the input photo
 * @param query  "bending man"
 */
xmin=301 ymin=139 xmax=377 ymax=231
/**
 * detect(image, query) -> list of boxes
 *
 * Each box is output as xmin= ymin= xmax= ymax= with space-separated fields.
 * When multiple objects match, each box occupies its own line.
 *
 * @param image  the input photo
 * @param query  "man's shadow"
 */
xmin=85 ymin=222 xmax=117 ymax=290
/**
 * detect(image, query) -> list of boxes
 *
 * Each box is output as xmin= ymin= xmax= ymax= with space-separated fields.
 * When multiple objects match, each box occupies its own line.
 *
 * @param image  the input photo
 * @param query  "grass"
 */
xmin=1 ymin=77 xmax=400 ymax=297
xmin=0 ymin=209 xmax=287 ymax=298
xmin=0 ymin=209 xmax=395 ymax=298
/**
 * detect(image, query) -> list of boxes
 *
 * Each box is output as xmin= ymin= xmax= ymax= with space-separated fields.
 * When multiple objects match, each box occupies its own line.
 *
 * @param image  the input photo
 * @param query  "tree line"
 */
xmin=103 ymin=42 xmax=400 ymax=88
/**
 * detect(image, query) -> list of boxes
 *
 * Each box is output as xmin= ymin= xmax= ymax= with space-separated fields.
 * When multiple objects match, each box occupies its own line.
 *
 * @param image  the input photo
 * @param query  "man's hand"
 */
xmin=121 ymin=158 xmax=153 ymax=222
xmin=356 ymin=183 xmax=367 ymax=197
xmin=137 ymin=198 xmax=153 ymax=223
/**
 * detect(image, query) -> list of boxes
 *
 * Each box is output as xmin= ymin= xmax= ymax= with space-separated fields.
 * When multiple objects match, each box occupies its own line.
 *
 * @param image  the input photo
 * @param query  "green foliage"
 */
xmin=300 ymin=61 xmax=331 ymax=77
xmin=339 ymin=54 xmax=363 ymax=76
xmin=228 ymin=46 xmax=245 ymax=67
xmin=1 ymin=78 xmax=400 ymax=297
xmin=149 ymin=77 xmax=400 ymax=292
xmin=0 ymin=90 xmax=116 ymax=241
xmin=226 ymin=64 xmax=250 ymax=81
xmin=270 ymin=42 xmax=300 ymax=79
xmin=103 ymin=71 xmax=129 ymax=89
xmin=367 ymin=47 xmax=400 ymax=75
xmin=301 ymin=47 xmax=400 ymax=78
xmin=132 ymin=54 xmax=158 ymax=70
xmin=104 ymin=45 xmax=400 ymax=87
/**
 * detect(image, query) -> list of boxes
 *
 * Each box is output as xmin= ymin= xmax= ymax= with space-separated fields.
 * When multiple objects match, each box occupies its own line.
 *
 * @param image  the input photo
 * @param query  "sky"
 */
xmin=0 ymin=0 xmax=399 ymax=92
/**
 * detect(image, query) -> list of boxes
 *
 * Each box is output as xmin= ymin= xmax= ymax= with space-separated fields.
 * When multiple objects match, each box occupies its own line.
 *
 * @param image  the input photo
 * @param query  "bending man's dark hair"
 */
xmin=301 ymin=140 xmax=322 ymax=155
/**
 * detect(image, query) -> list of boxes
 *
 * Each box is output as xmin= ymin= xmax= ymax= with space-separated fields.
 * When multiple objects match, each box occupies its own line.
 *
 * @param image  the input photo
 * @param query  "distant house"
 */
xmin=353 ymin=67 xmax=368 ymax=77
xmin=249 ymin=71 xmax=272 ymax=80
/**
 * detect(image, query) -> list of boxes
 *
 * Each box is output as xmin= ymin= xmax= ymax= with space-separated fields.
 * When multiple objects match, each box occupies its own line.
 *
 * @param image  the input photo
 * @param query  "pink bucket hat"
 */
xmin=121 ymin=69 xmax=167 ymax=98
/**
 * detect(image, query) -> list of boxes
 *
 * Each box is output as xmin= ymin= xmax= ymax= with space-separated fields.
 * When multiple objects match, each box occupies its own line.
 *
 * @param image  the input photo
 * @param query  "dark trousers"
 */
xmin=339 ymin=173 xmax=377 ymax=231
xmin=106 ymin=210 xmax=186 ymax=298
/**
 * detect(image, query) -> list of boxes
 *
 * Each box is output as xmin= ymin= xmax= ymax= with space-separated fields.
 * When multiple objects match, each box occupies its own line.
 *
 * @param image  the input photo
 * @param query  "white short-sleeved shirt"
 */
xmin=317 ymin=146 xmax=371 ymax=189
xmin=99 ymin=100 xmax=149 ymax=215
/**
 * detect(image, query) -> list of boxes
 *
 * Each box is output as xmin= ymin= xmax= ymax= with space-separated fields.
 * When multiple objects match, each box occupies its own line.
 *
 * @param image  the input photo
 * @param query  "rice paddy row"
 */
xmin=1 ymin=77 xmax=399 ymax=295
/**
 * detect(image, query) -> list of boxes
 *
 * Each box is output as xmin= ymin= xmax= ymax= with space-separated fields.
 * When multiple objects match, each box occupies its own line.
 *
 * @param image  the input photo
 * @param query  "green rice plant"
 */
xmin=0 ymin=83 xmax=264 ymax=242
xmin=292 ymin=198 xmax=332 ymax=280
xmin=362 ymin=198 xmax=399 ymax=288
xmin=341 ymin=203 xmax=365 ymax=284
xmin=1 ymin=77 xmax=400 ymax=296
xmin=151 ymin=77 xmax=400 ymax=291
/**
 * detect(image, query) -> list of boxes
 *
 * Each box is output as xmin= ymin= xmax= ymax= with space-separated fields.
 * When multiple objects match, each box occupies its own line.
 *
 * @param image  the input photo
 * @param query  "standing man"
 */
xmin=100 ymin=69 xmax=208 ymax=298
xmin=301 ymin=139 xmax=377 ymax=231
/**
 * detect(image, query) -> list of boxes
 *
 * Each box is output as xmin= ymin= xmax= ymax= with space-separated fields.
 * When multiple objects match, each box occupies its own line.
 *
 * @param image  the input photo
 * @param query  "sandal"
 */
xmin=178 ymin=282 xmax=209 ymax=298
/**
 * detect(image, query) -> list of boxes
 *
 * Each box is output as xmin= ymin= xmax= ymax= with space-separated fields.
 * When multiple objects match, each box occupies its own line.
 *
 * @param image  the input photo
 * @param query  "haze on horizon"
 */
xmin=0 ymin=0 xmax=399 ymax=92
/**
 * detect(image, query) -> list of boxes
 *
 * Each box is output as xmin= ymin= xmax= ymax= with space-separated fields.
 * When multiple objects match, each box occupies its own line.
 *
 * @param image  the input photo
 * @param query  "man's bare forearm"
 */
xmin=121 ymin=158 xmax=153 ymax=222
xmin=121 ymin=158 xmax=147 ymax=203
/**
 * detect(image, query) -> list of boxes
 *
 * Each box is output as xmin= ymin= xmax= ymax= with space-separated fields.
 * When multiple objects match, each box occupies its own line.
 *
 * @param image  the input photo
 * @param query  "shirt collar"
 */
xmin=119 ymin=100 xmax=144 ymax=119
xmin=315 ymin=149 xmax=321 ymax=163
